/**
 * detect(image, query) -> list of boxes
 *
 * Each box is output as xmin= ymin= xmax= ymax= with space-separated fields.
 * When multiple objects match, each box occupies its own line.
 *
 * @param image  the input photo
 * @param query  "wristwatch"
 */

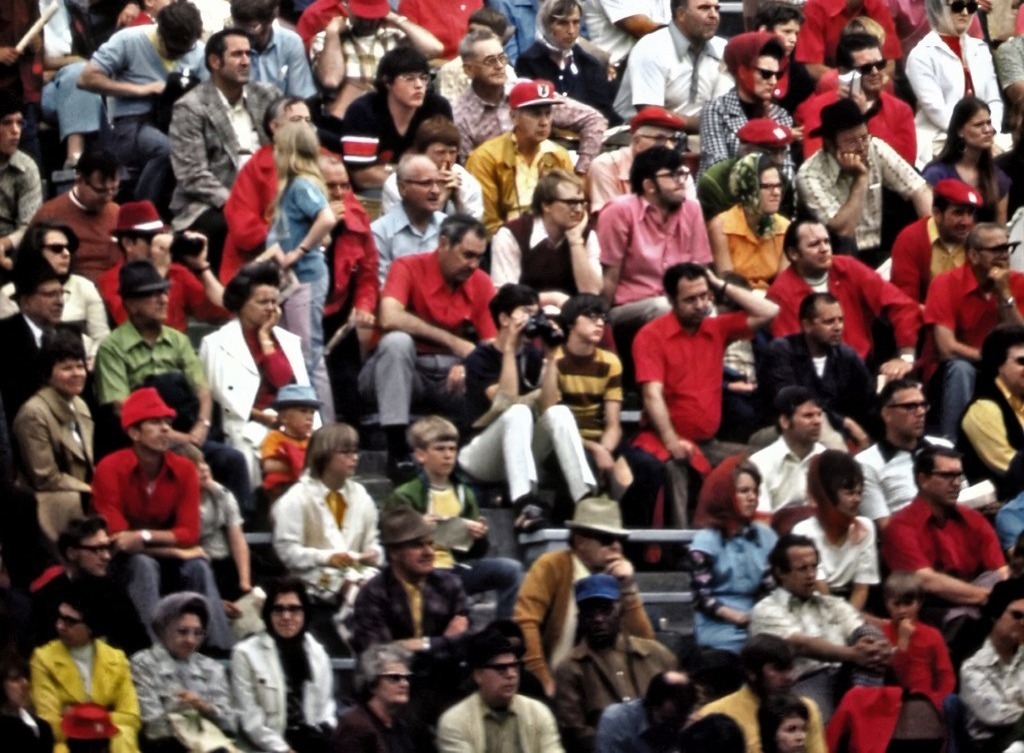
xmin=140 ymin=529 xmax=153 ymax=544
xmin=421 ymin=636 xmax=431 ymax=651
xmin=1003 ymin=295 xmax=1017 ymax=308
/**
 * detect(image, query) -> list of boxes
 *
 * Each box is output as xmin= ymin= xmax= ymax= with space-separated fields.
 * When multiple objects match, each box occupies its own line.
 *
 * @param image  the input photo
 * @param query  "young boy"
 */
xmin=261 ymin=384 xmax=320 ymax=497
xmin=386 ymin=416 xmax=523 ymax=619
xmin=880 ymin=571 xmax=956 ymax=711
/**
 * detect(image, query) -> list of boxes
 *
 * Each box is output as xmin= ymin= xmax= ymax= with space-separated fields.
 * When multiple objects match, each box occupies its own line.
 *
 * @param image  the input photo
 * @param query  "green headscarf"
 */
xmin=729 ymin=153 xmax=778 ymax=238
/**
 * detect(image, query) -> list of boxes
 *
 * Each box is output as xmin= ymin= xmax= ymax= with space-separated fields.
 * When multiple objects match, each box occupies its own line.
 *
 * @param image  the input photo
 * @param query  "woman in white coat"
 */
xmin=231 ymin=577 xmax=335 ymax=753
xmin=907 ymin=0 xmax=1005 ymax=167
xmin=200 ymin=262 xmax=316 ymax=487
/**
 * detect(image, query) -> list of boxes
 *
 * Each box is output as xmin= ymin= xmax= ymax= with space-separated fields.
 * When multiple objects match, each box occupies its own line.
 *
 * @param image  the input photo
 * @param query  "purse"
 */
xmin=167 ymin=710 xmax=240 ymax=753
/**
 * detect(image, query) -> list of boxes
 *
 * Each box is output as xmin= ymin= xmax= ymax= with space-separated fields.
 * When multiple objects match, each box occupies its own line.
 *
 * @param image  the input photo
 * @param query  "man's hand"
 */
xmin=139 ymin=80 xmax=166 ymax=96
xmin=329 ymin=199 xmax=346 ymax=223
xmin=348 ymin=307 xmax=375 ymax=328
xmin=188 ymin=420 xmax=210 ymax=447
xmin=0 ymin=47 xmax=20 ymax=65
xmin=328 ymin=552 xmax=355 ymax=569
xmin=466 ymin=518 xmax=488 ymax=540
xmin=450 ymin=338 xmax=476 ymax=360
xmin=446 ymin=363 xmax=466 ymax=394
xmin=566 ymin=215 xmax=587 ymax=246
xmin=181 ymin=231 xmax=210 ymax=271
xmin=444 ymin=614 xmax=469 ymax=637
xmin=175 ymin=546 xmax=210 ymax=561
xmin=112 ymin=530 xmax=146 ymax=554
xmin=850 ymin=635 xmax=892 ymax=671
xmin=326 ymin=13 xmax=347 ymax=35
xmin=836 ymin=149 xmax=868 ymax=176
xmin=669 ymin=437 xmax=695 ymax=462
xmin=605 ymin=555 xmax=635 ymax=583
xmin=587 ymin=442 xmax=616 ymax=475
xmin=989 ymin=265 xmax=1013 ymax=296
xmin=842 ymin=417 xmax=871 ymax=452
xmin=878 ymin=357 xmax=914 ymax=381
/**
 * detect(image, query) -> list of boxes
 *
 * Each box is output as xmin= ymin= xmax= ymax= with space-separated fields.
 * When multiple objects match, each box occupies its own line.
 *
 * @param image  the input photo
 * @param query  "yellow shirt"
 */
xmin=961 ymin=377 xmax=1024 ymax=474
xmin=399 ymin=578 xmax=424 ymax=638
xmin=429 ymin=485 xmax=462 ymax=569
xmin=700 ymin=685 xmax=827 ymax=753
xmin=926 ymin=216 xmax=966 ymax=280
xmin=719 ymin=205 xmax=789 ymax=290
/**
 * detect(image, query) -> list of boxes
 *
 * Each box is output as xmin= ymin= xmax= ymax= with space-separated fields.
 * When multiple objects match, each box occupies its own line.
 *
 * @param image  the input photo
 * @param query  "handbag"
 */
xmin=167 ymin=710 xmax=240 ymax=753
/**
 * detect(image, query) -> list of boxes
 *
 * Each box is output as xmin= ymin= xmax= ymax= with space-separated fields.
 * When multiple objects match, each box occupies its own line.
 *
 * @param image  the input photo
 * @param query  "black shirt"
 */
xmin=336 ymin=89 xmax=453 ymax=168
xmin=464 ymin=343 xmax=544 ymax=426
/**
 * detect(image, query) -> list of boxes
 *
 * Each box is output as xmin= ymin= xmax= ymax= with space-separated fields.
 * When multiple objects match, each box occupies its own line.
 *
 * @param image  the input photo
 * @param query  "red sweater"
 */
xmin=325 ymin=192 xmax=380 ymax=317
xmin=882 ymin=619 xmax=955 ymax=711
xmin=33 ymin=194 xmax=120 ymax=284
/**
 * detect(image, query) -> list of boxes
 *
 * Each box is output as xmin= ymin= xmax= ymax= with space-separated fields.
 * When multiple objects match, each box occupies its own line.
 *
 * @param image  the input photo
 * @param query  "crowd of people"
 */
xmin=7 ymin=0 xmax=1024 ymax=749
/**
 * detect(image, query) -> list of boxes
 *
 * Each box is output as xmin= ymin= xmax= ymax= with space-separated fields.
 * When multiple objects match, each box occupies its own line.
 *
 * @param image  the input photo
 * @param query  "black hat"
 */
xmin=984 ymin=576 xmax=1024 ymax=623
xmin=468 ymin=628 xmax=517 ymax=669
xmin=809 ymin=99 xmax=869 ymax=140
xmin=118 ymin=259 xmax=171 ymax=298
xmin=12 ymin=249 xmax=61 ymax=299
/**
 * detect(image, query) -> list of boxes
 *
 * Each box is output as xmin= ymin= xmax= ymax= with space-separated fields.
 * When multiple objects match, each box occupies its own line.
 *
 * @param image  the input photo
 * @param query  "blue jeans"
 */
xmin=937 ymin=358 xmax=976 ymax=441
xmin=453 ymin=557 xmax=524 ymax=620
xmin=112 ymin=115 xmax=171 ymax=203
xmin=293 ymin=251 xmax=334 ymax=421
xmin=41 ymin=62 xmax=104 ymax=141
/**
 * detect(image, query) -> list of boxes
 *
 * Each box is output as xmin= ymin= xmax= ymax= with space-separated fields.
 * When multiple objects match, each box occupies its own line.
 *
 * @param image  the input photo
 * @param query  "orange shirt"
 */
xmin=720 ymin=205 xmax=789 ymax=290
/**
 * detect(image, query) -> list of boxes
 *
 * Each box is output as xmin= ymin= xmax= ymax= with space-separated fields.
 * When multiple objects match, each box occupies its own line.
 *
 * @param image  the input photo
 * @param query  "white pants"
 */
xmin=458 ymin=404 xmax=596 ymax=502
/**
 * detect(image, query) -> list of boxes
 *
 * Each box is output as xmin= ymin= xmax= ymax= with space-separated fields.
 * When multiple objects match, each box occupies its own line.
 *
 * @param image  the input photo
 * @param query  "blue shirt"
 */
xmin=495 ymin=0 xmax=539 ymax=65
xmin=270 ymin=176 xmax=329 ymax=280
xmin=594 ymin=699 xmax=672 ymax=753
xmin=249 ymin=26 xmax=316 ymax=98
xmin=371 ymin=205 xmax=446 ymax=286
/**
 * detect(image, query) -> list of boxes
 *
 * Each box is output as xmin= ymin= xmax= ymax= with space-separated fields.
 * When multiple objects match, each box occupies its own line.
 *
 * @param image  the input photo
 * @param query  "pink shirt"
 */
xmin=598 ymin=194 xmax=712 ymax=305
xmin=589 ymin=147 xmax=698 ymax=214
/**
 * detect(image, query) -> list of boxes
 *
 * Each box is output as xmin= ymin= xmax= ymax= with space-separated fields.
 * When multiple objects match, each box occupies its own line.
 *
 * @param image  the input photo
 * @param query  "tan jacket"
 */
xmin=436 ymin=692 xmax=563 ymax=753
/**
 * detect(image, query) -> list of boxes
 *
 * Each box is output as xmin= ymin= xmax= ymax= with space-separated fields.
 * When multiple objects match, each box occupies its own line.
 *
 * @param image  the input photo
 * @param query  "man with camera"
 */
xmin=458 ymin=283 xmax=597 ymax=530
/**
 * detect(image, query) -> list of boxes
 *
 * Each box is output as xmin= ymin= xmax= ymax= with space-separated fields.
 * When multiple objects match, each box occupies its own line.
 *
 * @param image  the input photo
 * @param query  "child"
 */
xmin=385 ymin=415 xmax=523 ymax=619
xmin=261 ymin=383 xmax=320 ymax=498
xmin=881 ymin=570 xmax=956 ymax=711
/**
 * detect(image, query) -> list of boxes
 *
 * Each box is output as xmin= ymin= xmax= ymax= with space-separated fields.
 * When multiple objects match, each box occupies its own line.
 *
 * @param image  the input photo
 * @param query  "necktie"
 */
xmin=326 ymin=490 xmax=347 ymax=529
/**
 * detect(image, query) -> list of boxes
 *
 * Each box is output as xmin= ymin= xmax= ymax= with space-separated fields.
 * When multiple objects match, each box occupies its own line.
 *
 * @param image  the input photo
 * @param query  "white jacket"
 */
xmin=230 ymin=631 xmax=335 ymax=753
xmin=907 ymin=30 xmax=1003 ymax=167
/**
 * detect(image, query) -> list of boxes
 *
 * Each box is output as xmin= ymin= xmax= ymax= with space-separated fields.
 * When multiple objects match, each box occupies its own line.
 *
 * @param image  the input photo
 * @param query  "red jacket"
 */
xmin=221 ymin=145 xmax=277 ymax=284
xmin=890 ymin=217 xmax=936 ymax=304
xmin=296 ymin=0 xmax=345 ymax=51
xmin=826 ymin=687 xmax=903 ymax=753
xmin=325 ymin=192 xmax=379 ymax=317
xmin=796 ymin=90 xmax=917 ymax=165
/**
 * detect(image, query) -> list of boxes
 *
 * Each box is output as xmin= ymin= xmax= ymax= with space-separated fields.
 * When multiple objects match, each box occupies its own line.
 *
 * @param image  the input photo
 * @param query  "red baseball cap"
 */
xmin=62 ymin=703 xmax=120 ymax=741
xmin=114 ymin=200 xmax=166 ymax=235
xmin=346 ymin=0 xmax=389 ymax=19
xmin=630 ymin=106 xmax=685 ymax=133
xmin=737 ymin=118 xmax=795 ymax=147
xmin=933 ymin=178 xmax=983 ymax=208
xmin=121 ymin=387 xmax=176 ymax=430
xmin=509 ymin=79 xmax=563 ymax=110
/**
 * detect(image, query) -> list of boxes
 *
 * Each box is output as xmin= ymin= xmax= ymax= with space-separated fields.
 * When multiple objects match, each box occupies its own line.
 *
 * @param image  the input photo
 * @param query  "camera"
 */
xmin=170 ymin=232 xmax=205 ymax=261
xmin=523 ymin=311 xmax=565 ymax=347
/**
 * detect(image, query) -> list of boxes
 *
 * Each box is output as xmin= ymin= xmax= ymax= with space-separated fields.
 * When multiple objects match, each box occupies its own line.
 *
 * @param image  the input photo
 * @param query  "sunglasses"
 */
xmin=483 ymin=661 xmax=521 ymax=674
xmin=586 ymin=531 xmax=626 ymax=547
xmin=928 ymin=470 xmax=963 ymax=481
xmin=271 ymin=604 xmax=305 ymax=615
xmin=43 ymin=243 xmax=74 ymax=254
xmin=380 ymin=672 xmax=412 ymax=683
xmin=855 ymin=60 xmax=886 ymax=75
xmin=975 ymin=242 xmax=1020 ymax=256
xmin=753 ymin=67 xmax=779 ymax=81
xmin=552 ymin=198 xmax=588 ymax=208
xmin=75 ymin=542 xmax=114 ymax=554
xmin=948 ymin=0 xmax=979 ymax=12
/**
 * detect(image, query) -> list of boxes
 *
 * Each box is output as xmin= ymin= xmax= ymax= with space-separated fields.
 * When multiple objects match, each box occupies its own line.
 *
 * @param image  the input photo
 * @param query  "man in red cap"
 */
xmin=91 ymin=386 xmax=235 ymax=650
xmin=924 ymin=222 xmax=1024 ymax=438
xmin=466 ymin=78 xmax=575 ymax=237
xmin=891 ymin=178 xmax=983 ymax=303
xmin=588 ymin=106 xmax=690 ymax=215
xmin=698 ymin=31 xmax=794 ymax=176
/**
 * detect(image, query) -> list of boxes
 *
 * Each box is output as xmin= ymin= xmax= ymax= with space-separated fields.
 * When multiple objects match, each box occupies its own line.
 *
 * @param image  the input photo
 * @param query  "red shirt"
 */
xmin=221 ymin=145 xmax=277 ymax=283
xmin=326 ymin=191 xmax=380 ymax=317
xmin=794 ymin=0 xmax=903 ymax=68
xmin=397 ymin=0 xmax=482 ymax=59
xmin=881 ymin=496 xmax=1005 ymax=581
xmin=923 ymin=263 xmax=1024 ymax=349
xmin=632 ymin=311 xmax=751 ymax=450
xmin=796 ymin=90 xmax=917 ymax=165
xmin=881 ymin=619 xmax=955 ymax=711
xmin=890 ymin=216 xmax=937 ymax=303
xmin=98 ymin=262 xmax=231 ymax=332
xmin=381 ymin=251 xmax=497 ymax=354
xmin=767 ymin=255 xmax=921 ymax=360
xmin=91 ymin=448 xmax=201 ymax=547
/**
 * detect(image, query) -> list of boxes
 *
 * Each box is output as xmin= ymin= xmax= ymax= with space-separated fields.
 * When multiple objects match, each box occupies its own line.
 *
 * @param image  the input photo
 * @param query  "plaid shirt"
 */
xmin=698 ymin=89 xmax=794 ymax=176
xmin=310 ymin=26 xmax=405 ymax=90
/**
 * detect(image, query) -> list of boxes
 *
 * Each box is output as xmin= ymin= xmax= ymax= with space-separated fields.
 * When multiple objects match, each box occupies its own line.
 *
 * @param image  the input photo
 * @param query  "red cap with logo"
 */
xmin=737 ymin=118 xmax=795 ymax=147
xmin=630 ymin=106 xmax=686 ymax=133
xmin=509 ymin=79 xmax=563 ymax=110
xmin=933 ymin=178 xmax=984 ymax=208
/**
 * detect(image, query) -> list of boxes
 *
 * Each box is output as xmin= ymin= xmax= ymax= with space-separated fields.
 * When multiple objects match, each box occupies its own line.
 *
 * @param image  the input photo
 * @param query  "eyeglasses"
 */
xmin=836 ymin=133 xmax=870 ymax=149
xmin=855 ymin=59 xmax=886 ymax=75
xmin=84 ymin=179 xmax=119 ymax=195
xmin=653 ymin=168 xmax=690 ymax=183
xmin=75 ymin=543 xmax=113 ymax=554
xmin=56 ymin=613 xmax=85 ymax=626
xmin=380 ymin=672 xmax=412 ymax=683
xmin=400 ymin=178 xmax=447 ymax=188
xmin=326 ymin=181 xmax=350 ymax=192
xmin=587 ymin=531 xmax=626 ymax=547
xmin=476 ymin=53 xmax=509 ymax=68
xmin=948 ymin=0 xmax=979 ymax=13
xmin=175 ymin=627 xmax=206 ymax=639
xmin=271 ymin=604 xmax=305 ymax=615
xmin=397 ymin=72 xmax=430 ymax=86
xmin=927 ymin=470 xmax=964 ymax=481
xmin=887 ymin=400 xmax=929 ymax=412
xmin=42 ymin=243 xmax=74 ymax=254
xmin=552 ymin=197 xmax=588 ymax=208
xmin=975 ymin=243 xmax=1020 ymax=256
xmin=35 ymin=288 xmax=69 ymax=301
xmin=759 ymin=182 xmax=783 ymax=191
xmin=753 ymin=67 xmax=779 ymax=81
xmin=483 ymin=661 xmax=521 ymax=675
xmin=582 ymin=311 xmax=609 ymax=323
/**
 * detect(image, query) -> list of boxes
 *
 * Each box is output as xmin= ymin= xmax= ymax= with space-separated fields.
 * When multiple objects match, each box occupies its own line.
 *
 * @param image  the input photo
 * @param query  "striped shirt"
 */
xmin=555 ymin=347 xmax=623 ymax=441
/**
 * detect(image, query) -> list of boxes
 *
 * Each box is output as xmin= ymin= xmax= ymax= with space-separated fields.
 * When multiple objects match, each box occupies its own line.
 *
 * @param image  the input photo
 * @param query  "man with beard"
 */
xmin=553 ymin=574 xmax=676 ymax=753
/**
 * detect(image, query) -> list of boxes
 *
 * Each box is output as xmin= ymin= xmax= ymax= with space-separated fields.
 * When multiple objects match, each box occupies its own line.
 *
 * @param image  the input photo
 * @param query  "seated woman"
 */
xmin=335 ymin=644 xmax=423 ymax=752
xmin=12 ymin=328 xmax=94 ymax=544
xmin=231 ymin=578 xmax=335 ymax=753
xmin=200 ymin=261 xmax=315 ymax=487
xmin=130 ymin=593 xmax=235 ymax=752
xmin=0 ymin=654 xmax=54 ymax=753
xmin=792 ymin=451 xmax=878 ymax=611
xmin=923 ymin=96 xmax=1011 ymax=224
xmin=490 ymin=169 xmax=601 ymax=312
xmin=30 ymin=583 xmax=140 ymax=753
xmin=707 ymin=154 xmax=791 ymax=291
xmin=689 ymin=456 xmax=778 ymax=653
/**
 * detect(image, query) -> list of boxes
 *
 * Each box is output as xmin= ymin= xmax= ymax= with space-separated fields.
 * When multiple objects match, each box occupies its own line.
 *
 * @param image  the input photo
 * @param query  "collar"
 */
xmin=68 ymin=187 xmax=90 ymax=212
xmin=0 ymin=150 xmax=30 ymax=174
xmin=669 ymin=22 xmax=693 ymax=59
xmin=997 ymin=376 xmax=1024 ymax=416
xmin=876 ymin=436 xmax=924 ymax=462
xmin=22 ymin=313 xmax=43 ymax=347
xmin=119 ymin=319 xmax=174 ymax=349
xmin=215 ymin=83 xmax=248 ymax=110
xmin=529 ymin=215 xmax=562 ymax=248
xmin=476 ymin=692 xmax=521 ymax=720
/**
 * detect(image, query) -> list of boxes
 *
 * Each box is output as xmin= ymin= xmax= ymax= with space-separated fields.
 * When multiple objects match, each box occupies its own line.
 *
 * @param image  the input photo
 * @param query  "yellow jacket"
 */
xmin=465 ymin=132 xmax=574 ymax=237
xmin=31 ymin=638 xmax=141 ymax=753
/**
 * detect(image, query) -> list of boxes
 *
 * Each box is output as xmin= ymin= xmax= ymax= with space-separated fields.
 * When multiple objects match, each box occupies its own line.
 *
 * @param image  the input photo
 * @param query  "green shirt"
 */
xmin=95 ymin=320 xmax=207 ymax=405
xmin=483 ymin=704 xmax=522 ymax=753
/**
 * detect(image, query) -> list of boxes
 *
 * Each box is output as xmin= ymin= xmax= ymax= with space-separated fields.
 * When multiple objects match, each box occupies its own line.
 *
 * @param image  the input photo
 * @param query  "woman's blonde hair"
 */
xmin=272 ymin=121 xmax=327 ymax=223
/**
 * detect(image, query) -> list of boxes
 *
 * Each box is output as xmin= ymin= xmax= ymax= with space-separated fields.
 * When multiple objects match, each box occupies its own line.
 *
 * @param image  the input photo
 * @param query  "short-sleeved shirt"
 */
xmin=464 ymin=342 xmax=544 ymax=424
xmin=371 ymin=205 xmax=446 ymax=286
xmin=340 ymin=89 xmax=453 ymax=169
xmin=924 ymin=263 xmax=1024 ymax=349
xmin=381 ymin=251 xmax=497 ymax=354
xmin=584 ymin=0 xmax=671 ymax=67
xmin=882 ymin=496 xmax=1006 ymax=580
xmin=248 ymin=25 xmax=316 ymax=97
xmin=792 ymin=515 xmax=880 ymax=592
xmin=268 ymin=176 xmax=330 ymax=281
xmin=555 ymin=348 xmax=623 ymax=442
xmin=94 ymin=321 xmax=208 ymax=405
xmin=199 ymin=482 xmax=243 ymax=560
xmin=632 ymin=311 xmax=752 ymax=443
xmin=794 ymin=0 xmax=902 ymax=68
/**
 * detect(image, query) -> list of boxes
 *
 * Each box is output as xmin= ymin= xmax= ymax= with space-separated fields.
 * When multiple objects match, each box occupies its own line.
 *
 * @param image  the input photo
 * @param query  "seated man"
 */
xmin=890 ymin=177 xmax=981 ymax=303
xmin=594 ymin=672 xmax=698 ymax=753
xmin=465 ymin=78 xmax=576 ymax=237
xmin=613 ymin=0 xmax=731 ymax=126
xmin=749 ymin=386 xmax=826 ymax=516
xmin=700 ymin=634 xmax=828 ymax=753
xmin=91 ymin=387 xmax=234 ymax=650
xmin=168 ymin=28 xmax=280 ymax=271
xmin=514 ymin=497 xmax=653 ymax=697
xmin=792 ymin=0 xmax=900 ymax=81
xmin=77 ymin=1 xmax=206 ymax=204
xmin=767 ymin=219 xmax=921 ymax=376
xmin=924 ymin=222 xmax=1024 ymax=440
xmin=229 ymin=0 xmax=316 ymax=97
xmin=796 ymin=99 xmax=931 ymax=267
xmin=0 ymin=97 xmax=41 ymax=266
xmin=758 ymin=293 xmax=874 ymax=451
xmin=434 ymin=7 xmax=512 ymax=103
xmin=490 ymin=170 xmax=602 ymax=310
xmin=459 ymin=284 xmax=597 ymax=527
xmin=749 ymin=534 xmax=889 ymax=720
xmin=357 ymin=214 xmax=496 ymax=473
xmin=553 ymin=574 xmax=677 ymax=752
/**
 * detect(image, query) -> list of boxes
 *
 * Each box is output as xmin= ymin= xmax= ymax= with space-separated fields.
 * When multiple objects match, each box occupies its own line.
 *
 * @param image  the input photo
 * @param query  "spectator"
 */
xmin=0 ymin=97 xmax=41 ymax=266
xmin=91 ymin=387 xmax=236 ymax=651
xmin=492 ymin=0 xmax=537 ymax=66
xmin=514 ymin=496 xmax=653 ymax=697
xmin=766 ymin=219 xmax=921 ymax=375
xmin=758 ymin=695 xmax=811 ymax=753
xmin=77 ymin=0 xmax=206 ymax=205
xmin=32 ymin=149 xmax=120 ymax=284
xmin=491 ymin=170 xmax=601 ymax=309
xmin=706 ymin=153 xmax=790 ymax=290
xmin=594 ymin=672 xmax=697 ymax=753
xmin=588 ymin=107 xmax=688 ymax=216
xmin=516 ymin=0 xmax=619 ymax=125
xmin=380 ymin=116 xmax=484 ymax=220
xmin=793 ymin=0 xmax=901 ymax=80
xmin=749 ymin=386 xmax=827 ymax=515
xmin=386 ymin=415 xmax=523 ymax=620
xmin=756 ymin=2 xmax=816 ymax=115
xmin=759 ymin=292 xmax=875 ymax=451
xmin=907 ymin=0 xmax=1003 ymax=168
xmin=996 ymin=106 xmax=1024 ymax=221
xmin=625 ymin=263 xmax=778 ymax=529
xmin=358 ymin=214 xmax=495 ymax=474
xmin=614 ymin=0 xmax=731 ymax=126
xmin=130 ymin=593 xmax=235 ymax=749
xmin=891 ymin=177 xmax=981 ymax=304
xmin=553 ymin=574 xmax=677 ymax=752
xmin=230 ymin=0 xmax=317 ymax=97
xmin=434 ymin=7 xmax=513 ymax=102
xmin=168 ymin=27 xmax=279 ymax=272
xmin=792 ymin=451 xmax=878 ymax=610
xmin=0 ymin=0 xmax=41 ymax=166
xmin=689 ymin=456 xmax=777 ymax=652
xmin=923 ymin=96 xmax=1011 ymax=224
xmin=334 ymin=644 xmax=423 ymax=752
xmin=231 ymin=577 xmax=336 ymax=752
xmin=795 ymin=99 xmax=931 ymax=267
xmin=699 ymin=32 xmax=793 ymax=176
xmin=436 ymin=627 xmax=563 ymax=752
xmin=700 ymin=634 xmax=828 ymax=753
xmin=30 ymin=582 xmax=140 ymax=753
xmin=995 ymin=31 xmax=1024 ymax=113
xmin=584 ymin=0 xmax=668 ymax=71
xmin=0 ymin=654 xmax=53 ymax=753
xmin=259 ymin=384 xmax=319 ymax=497
xmin=796 ymin=32 xmax=917 ymax=164
xmin=338 ymin=47 xmax=452 ymax=192
xmin=397 ymin=0 xmax=481 ymax=61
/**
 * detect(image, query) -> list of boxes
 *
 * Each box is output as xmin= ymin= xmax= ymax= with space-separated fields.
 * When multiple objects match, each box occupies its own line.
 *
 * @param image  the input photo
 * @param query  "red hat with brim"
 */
xmin=509 ymin=79 xmax=563 ymax=110
xmin=114 ymin=200 xmax=166 ymax=235
xmin=62 ymin=703 xmax=120 ymax=740
xmin=737 ymin=118 xmax=795 ymax=147
xmin=121 ymin=386 xmax=176 ymax=431
xmin=934 ymin=178 xmax=984 ymax=208
xmin=630 ymin=106 xmax=686 ymax=133
xmin=346 ymin=0 xmax=390 ymax=19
